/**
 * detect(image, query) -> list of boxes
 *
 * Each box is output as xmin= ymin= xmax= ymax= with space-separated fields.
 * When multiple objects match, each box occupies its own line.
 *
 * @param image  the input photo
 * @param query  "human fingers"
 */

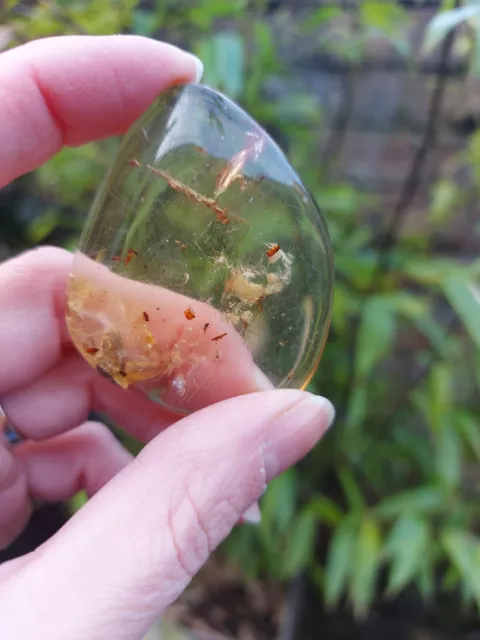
xmin=0 ymin=349 xmax=262 ymax=530
xmin=0 ymin=441 xmax=29 ymax=550
xmin=1 ymin=354 xmax=182 ymax=444
xmin=0 ymin=34 xmax=201 ymax=188
xmin=0 ymin=391 xmax=334 ymax=640
xmin=0 ymin=247 xmax=270 ymax=435
xmin=67 ymin=254 xmax=271 ymax=412
xmin=0 ymin=422 xmax=133 ymax=550
xmin=0 ymin=247 xmax=73 ymax=395
xmin=17 ymin=421 xmax=133 ymax=501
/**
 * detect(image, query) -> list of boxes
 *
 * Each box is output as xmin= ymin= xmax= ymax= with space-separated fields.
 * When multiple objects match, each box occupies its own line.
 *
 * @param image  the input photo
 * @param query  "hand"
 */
xmin=0 ymin=35 xmax=335 ymax=640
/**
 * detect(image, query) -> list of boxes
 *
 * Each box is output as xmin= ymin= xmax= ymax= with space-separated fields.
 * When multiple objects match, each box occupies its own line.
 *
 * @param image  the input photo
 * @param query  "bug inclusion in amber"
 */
xmin=66 ymin=83 xmax=334 ymax=414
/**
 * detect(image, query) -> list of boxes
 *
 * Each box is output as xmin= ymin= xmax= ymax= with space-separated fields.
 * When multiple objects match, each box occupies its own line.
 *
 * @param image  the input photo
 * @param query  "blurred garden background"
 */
xmin=1 ymin=0 xmax=480 ymax=638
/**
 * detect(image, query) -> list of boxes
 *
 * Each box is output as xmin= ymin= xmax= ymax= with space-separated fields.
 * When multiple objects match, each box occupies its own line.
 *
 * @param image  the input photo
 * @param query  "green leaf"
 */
xmin=422 ymin=5 xmax=480 ymax=54
xmin=475 ymin=351 xmax=480 ymax=391
xmin=360 ymin=1 xmax=408 ymax=38
xmin=68 ymin=490 xmax=88 ymax=514
xmin=251 ymin=19 xmax=278 ymax=71
xmin=159 ymin=618 xmax=209 ymax=640
xmin=324 ymin=515 xmax=358 ymax=607
xmin=435 ymin=422 xmax=462 ymax=491
xmin=334 ymin=254 xmax=376 ymax=289
xmin=374 ymin=486 xmax=446 ymax=520
xmin=429 ymin=179 xmax=459 ymax=224
xmin=404 ymin=257 xmax=469 ymax=286
xmin=26 ymin=209 xmax=60 ymax=244
xmin=442 ymin=528 xmax=480 ymax=610
xmin=456 ymin=412 xmax=480 ymax=459
xmin=473 ymin=25 xmax=480 ymax=77
xmin=196 ymin=31 xmax=245 ymax=99
xmin=318 ymin=184 xmax=373 ymax=217
xmin=259 ymin=469 xmax=299 ymax=577
xmin=244 ymin=20 xmax=280 ymax=105
xmin=355 ymin=296 xmax=396 ymax=380
xmin=36 ymin=142 xmax=106 ymax=207
xmin=410 ymin=313 xmax=450 ymax=357
xmin=418 ymin=552 xmax=435 ymax=602
xmin=282 ymin=508 xmax=317 ymax=578
xmin=261 ymin=468 xmax=298 ymax=533
xmin=428 ymin=363 xmax=452 ymax=428
xmin=132 ymin=9 xmax=158 ymax=36
xmin=467 ymin=130 xmax=480 ymax=186
xmin=338 ymin=467 xmax=366 ymax=513
xmin=308 ymin=496 xmax=344 ymax=526
xmin=272 ymin=94 xmax=320 ymax=124
xmin=443 ymin=276 xmax=480 ymax=350
xmin=344 ymin=383 xmax=368 ymax=432
xmin=442 ymin=564 xmax=461 ymax=592
xmin=350 ymin=517 xmax=382 ymax=618
xmin=188 ymin=0 xmax=246 ymax=29
xmin=385 ymin=515 xmax=430 ymax=595
xmin=386 ymin=292 xmax=452 ymax=355
xmin=221 ymin=526 xmax=262 ymax=582
xmin=302 ymin=6 xmax=342 ymax=31
xmin=386 ymin=291 xmax=426 ymax=318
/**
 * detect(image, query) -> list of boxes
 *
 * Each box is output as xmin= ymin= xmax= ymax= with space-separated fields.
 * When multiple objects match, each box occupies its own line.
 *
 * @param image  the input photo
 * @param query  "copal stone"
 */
xmin=66 ymin=83 xmax=334 ymax=414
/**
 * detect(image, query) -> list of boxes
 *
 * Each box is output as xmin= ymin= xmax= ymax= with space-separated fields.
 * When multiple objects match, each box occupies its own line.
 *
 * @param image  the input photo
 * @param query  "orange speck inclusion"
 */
xmin=266 ymin=243 xmax=280 ymax=258
xmin=211 ymin=332 xmax=227 ymax=342
xmin=66 ymin=275 xmax=174 ymax=389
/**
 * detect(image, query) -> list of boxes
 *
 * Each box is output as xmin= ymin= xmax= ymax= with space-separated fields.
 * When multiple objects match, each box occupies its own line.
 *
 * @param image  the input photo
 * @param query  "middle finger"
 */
xmin=1 ymin=354 xmax=183 ymax=444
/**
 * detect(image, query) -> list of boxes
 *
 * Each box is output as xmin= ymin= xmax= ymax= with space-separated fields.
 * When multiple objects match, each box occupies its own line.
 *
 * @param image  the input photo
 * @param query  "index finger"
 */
xmin=0 ymin=34 xmax=199 ymax=395
xmin=0 ymin=246 xmax=268 ymax=416
xmin=0 ymin=35 xmax=201 ymax=187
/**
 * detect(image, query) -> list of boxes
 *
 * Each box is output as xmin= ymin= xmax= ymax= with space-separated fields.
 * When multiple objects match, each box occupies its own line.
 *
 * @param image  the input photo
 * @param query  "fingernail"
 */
xmin=186 ymin=53 xmax=204 ymax=83
xmin=239 ymin=501 xmax=262 ymax=525
xmin=263 ymin=393 xmax=335 ymax=481
xmin=0 ymin=405 xmax=24 ymax=448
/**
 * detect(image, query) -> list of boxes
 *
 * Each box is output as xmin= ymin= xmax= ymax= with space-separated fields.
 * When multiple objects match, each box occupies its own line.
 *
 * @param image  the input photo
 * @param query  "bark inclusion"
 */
xmin=66 ymin=83 xmax=334 ymax=413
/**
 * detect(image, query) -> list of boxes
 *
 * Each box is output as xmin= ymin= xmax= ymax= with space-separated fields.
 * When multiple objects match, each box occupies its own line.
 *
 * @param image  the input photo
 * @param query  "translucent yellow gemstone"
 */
xmin=66 ymin=83 xmax=333 ymax=414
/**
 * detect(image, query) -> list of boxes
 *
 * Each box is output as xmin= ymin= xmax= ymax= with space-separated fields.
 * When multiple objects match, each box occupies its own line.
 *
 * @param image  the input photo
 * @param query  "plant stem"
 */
xmin=338 ymin=4 xmax=459 ymax=426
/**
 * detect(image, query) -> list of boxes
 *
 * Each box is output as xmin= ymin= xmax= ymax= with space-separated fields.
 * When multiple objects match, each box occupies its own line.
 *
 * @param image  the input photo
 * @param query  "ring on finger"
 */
xmin=0 ymin=403 xmax=25 ymax=448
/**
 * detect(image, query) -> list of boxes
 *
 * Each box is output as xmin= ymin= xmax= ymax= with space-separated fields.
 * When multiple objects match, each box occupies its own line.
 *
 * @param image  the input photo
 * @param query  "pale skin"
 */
xmin=0 ymin=35 xmax=335 ymax=640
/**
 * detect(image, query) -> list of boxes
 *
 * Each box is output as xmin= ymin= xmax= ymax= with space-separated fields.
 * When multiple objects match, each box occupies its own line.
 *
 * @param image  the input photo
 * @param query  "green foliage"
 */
xmin=350 ymin=516 xmax=382 ymax=617
xmin=442 ymin=529 xmax=480 ymax=609
xmin=384 ymin=514 xmax=431 ymax=597
xmin=422 ymin=4 xmax=480 ymax=55
xmin=443 ymin=276 xmax=480 ymax=349
xmin=423 ymin=0 xmax=480 ymax=74
xmin=223 ymin=469 xmax=325 ymax=582
xmin=324 ymin=514 xmax=359 ymax=607
xmin=3 ymin=0 xmax=480 ymax=622
xmin=196 ymin=31 xmax=245 ymax=99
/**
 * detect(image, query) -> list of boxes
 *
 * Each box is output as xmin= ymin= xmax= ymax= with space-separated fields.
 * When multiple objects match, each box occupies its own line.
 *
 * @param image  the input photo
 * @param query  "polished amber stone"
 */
xmin=66 ymin=83 xmax=333 ymax=414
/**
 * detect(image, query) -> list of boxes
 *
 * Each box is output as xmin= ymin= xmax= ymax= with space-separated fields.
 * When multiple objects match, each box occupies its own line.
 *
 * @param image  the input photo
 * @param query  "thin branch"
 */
xmin=320 ymin=69 xmax=356 ymax=178
xmin=320 ymin=0 xmax=358 ymax=178
xmin=337 ymin=3 xmax=459 ymax=424
xmin=370 ymin=35 xmax=459 ymax=287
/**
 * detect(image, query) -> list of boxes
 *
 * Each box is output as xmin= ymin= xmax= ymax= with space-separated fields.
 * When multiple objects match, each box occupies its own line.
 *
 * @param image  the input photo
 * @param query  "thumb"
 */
xmin=0 ymin=389 xmax=334 ymax=640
